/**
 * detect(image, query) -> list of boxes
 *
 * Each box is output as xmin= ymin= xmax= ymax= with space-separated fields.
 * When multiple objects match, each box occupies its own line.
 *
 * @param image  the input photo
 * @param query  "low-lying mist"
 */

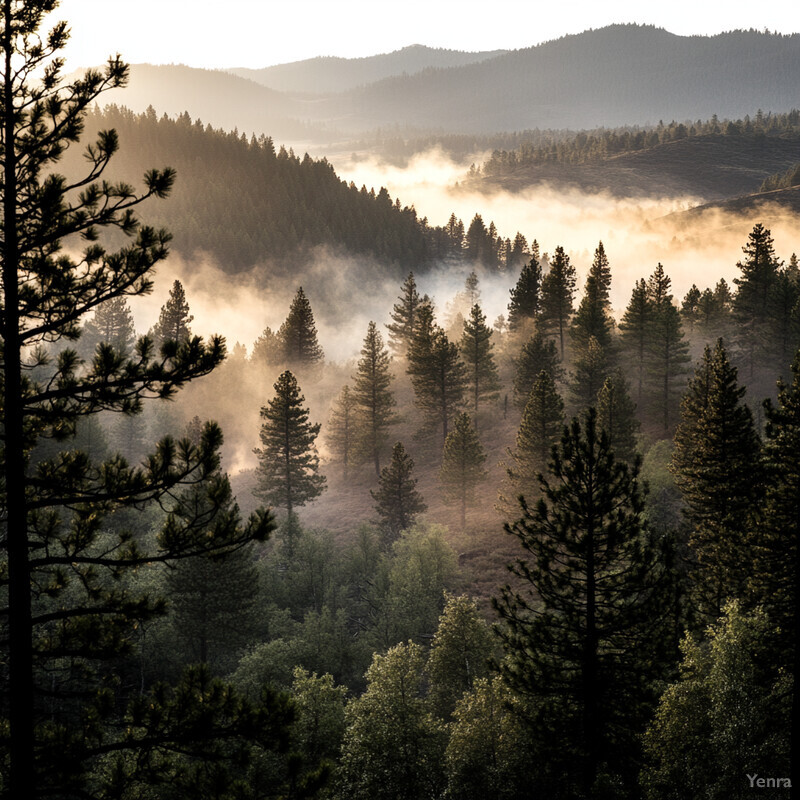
xmin=125 ymin=147 xmax=800 ymax=475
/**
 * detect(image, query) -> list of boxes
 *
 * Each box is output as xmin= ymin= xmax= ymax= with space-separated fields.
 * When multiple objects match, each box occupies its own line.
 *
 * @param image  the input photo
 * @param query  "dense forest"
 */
xmin=1 ymin=6 xmax=798 ymax=800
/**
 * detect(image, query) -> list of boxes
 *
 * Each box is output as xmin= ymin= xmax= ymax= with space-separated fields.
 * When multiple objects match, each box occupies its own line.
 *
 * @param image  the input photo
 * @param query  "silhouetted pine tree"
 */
xmin=251 ymin=325 xmax=284 ymax=370
xmin=327 ymin=385 xmax=358 ymax=481
xmin=278 ymin=287 xmax=324 ymax=373
xmin=540 ymin=245 xmax=576 ymax=360
xmin=440 ymin=413 xmax=487 ymax=531
xmin=81 ymin=296 xmax=136 ymax=356
xmin=460 ymin=303 xmax=501 ymax=424
xmin=512 ymin=330 xmax=561 ymax=410
xmin=495 ymin=410 xmax=667 ymax=797
xmin=387 ymin=272 xmax=422 ymax=357
xmin=680 ymin=285 xmax=702 ymax=333
xmin=619 ymin=278 xmax=652 ymax=412
xmin=671 ymin=340 xmax=761 ymax=618
xmin=588 ymin=241 xmax=612 ymax=307
xmin=596 ymin=370 xmax=639 ymax=464
xmin=570 ymin=335 xmax=610 ymax=411
xmin=507 ymin=254 xmax=543 ymax=333
xmin=571 ymin=266 xmax=615 ymax=354
xmin=371 ymin=442 xmax=427 ymax=542
xmin=150 ymin=279 xmax=193 ymax=348
xmin=353 ymin=321 xmax=397 ymax=475
xmin=254 ymin=370 xmax=326 ymax=517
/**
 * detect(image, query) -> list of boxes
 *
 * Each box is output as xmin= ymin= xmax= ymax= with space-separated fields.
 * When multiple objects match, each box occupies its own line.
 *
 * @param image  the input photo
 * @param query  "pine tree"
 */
xmin=150 ymin=278 xmax=193 ymax=348
xmin=507 ymin=254 xmax=542 ymax=333
xmin=540 ymin=245 xmax=576 ymax=360
xmin=407 ymin=314 xmax=467 ymax=448
xmin=250 ymin=325 xmax=284 ymax=370
xmin=439 ymin=413 xmax=487 ymax=530
xmin=465 ymin=270 xmax=480 ymax=305
xmin=371 ymin=442 xmax=427 ymax=542
xmin=571 ymin=267 xmax=614 ymax=354
xmin=646 ymin=264 xmax=691 ymax=434
xmin=0 ymin=10 xmax=281 ymax=796
xmin=254 ymin=370 xmax=326 ymax=516
xmin=277 ymin=286 xmax=324 ymax=373
xmin=352 ymin=321 xmax=397 ymax=475
xmin=386 ymin=272 xmax=421 ymax=357
xmin=511 ymin=330 xmax=561 ymax=410
xmin=619 ymin=278 xmax=652 ymax=411
xmin=81 ymin=295 xmax=136 ymax=356
xmin=326 ymin=384 xmax=358 ymax=481
xmin=503 ymin=370 xmax=564 ymax=508
xmin=671 ymin=340 xmax=761 ymax=618
xmin=588 ymin=241 xmax=612 ymax=307
xmin=680 ymin=284 xmax=702 ymax=332
xmin=495 ymin=410 xmax=667 ymax=796
xmin=596 ymin=369 xmax=639 ymax=464
xmin=459 ymin=303 xmax=501 ymax=423
xmin=569 ymin=334 xmax=610 ymax=411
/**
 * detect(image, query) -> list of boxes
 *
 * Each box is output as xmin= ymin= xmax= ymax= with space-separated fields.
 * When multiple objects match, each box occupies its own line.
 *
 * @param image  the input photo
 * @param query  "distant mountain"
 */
xmin=228 ymin=45 xmax=507 ymax=94
xmin=86 ymin=26 xmax=800 ymax=141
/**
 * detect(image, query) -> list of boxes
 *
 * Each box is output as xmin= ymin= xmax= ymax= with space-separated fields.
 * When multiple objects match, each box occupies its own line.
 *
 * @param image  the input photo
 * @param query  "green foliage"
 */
xmin=80 ymin=297 xmax=137 ymax=358
xmin=459 ymin=303 xmax=501 ymax=422
xmin=511 ymin=329 xmax=561 ymax=409
xmin=426 ymin=594 xmax=494 ymax=718
xmin=325 ymin=385 xmax=358 ymax=481
xmin=641 ymin=602 xmax=790 ymax=800
xmin=370 ymin=442 xmax=427 ymax=542
xmin=290 ymin=667 xmax=348 ymax=766
xmin=596 ymin=369 xmax=639 ymax=464
xmin=278 ymin=288 xmax=325 ymax=375
xmin=439 ymin=413 xmax=487 ymax=531
xmin=254 ymin=371 xmax=326 ymax=516
xmin=352 ymin=321 xmax=397 ymax=474
xmin=671 ymin=340 xmax=761 ymax=617
xmin=569 ymin=334 xmax=610 ymax=411
xmin=386 ymin=272 xmax=422 ymax=357
xmin=540 ymin=245 xmax=576 ymax=359
xmin=507 ymin=255 xmax=543 ymax=333
xmin=571 ymin=243 xmax=614 ymax=353
xmin=495 ymin=410 xmax=668 ymax=797
xmin=619 ymin=278 xmax=652 ymax=411
xmin=337 ymin=642 xmax=446 ymax=800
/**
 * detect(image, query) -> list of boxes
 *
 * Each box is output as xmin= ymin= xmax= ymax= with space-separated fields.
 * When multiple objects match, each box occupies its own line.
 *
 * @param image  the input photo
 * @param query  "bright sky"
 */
xmin=49 ymin=0 xmax=796 ymax=69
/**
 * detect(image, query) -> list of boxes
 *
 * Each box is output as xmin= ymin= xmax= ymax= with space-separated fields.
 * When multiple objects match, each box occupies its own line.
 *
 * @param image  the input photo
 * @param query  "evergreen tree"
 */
xmin=495 ymin=410 xmax=667 ymax=797
xmin=511 ymin=329 xmax=561 ymax=409
xmin=680 ymin=284 xmax=701 ymax=332
xmin=439 ymin=413 xmax=487 ymax=531
xmin=671 ymin=340 xmax=761 ymax=618
xmin=569 ymin=334 xmax=610 ymax=411
xmin=371 ymin=442 xmax=427 ymax=542
xmin=588 ymin=241 xmax=612 ymax=307
xmin=504 ymin=371 xmax=565 ymax=508
xmin=254 ymin=370 xmax=326 ymax=517
xmin=540 ymin=245 xmax=576 ymax=360
xmin=150 ymin=278 xmax=193 ymax=348
xmin=596 ymin=369 xmax=639 ymax=464
xmin=459 ymin=303 xmax=501 ymax=423
xmin=352 ymin=321 xmax=397 ymax=475
xmin=277 ymin=286 xmax=325 ymax=373
xmin=768 ymin=269 xmax=800 ymax=375
xmin=80 ymin=296 xmax=136 ymax=356
xmin=619 ymin=278 xmax=652 ymax=411
xmin=407 ymin=317 xmax=467 ymax=448
xmin=0 ymin=10 xmax=282 ymax=796
xmin=571 ymin=270 xmax=614 ymax=354
xmin=326 ymin=384 xmax=358 ymax=481
xmin=646 ymin=264 xmax=691 ymax=434
xmin=386 ymin=272 xmax=421 ymax=357
xmin=250 ymin=325 xmax=284 ymax=370
xmin=506 ymin=254 xmax=542 ymax=333
xmin=465 ymin=270 xmax=480 ymax=305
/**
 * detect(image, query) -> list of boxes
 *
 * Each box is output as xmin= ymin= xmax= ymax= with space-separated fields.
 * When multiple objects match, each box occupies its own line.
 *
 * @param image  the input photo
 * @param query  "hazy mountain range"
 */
xmin=94 ymin=25 xmax=799 ymax=139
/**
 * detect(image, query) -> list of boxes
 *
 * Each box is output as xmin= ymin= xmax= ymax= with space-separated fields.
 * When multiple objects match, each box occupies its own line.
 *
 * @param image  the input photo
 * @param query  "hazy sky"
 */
xmin=50 ymin=0 xmax=796 ymax=69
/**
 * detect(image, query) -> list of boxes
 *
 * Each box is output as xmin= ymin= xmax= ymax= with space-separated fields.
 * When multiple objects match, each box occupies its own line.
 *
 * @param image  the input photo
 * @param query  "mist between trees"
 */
xmin=2 ymin=6 xmax=798 ymax=798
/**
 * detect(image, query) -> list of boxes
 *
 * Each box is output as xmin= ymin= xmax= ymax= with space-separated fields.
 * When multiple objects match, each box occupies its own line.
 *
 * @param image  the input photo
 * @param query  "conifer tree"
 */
xmin=459 ymin=303 xmax=501 ymax=423
xmin=371 ymin=442 xmax=427 ymax=542
xmin=386 ymin=272 xmax=421 ymax=357
xmin=352 ymin=321 xmax=397 ymax=475
xmin=646 ymin=264 xmax=691 ymax=433
xmin=570 ymin=267 xmax=614 ymax=354
xmin=326 ymin=384 xmax=358 ymax=481
xmin=407 ymin=316 xmax=467 ymax=448
xmin=680 ymin=284 xmax=701 ymax=332
xmin=596 ymin=369 xmax=639 ymax=464
xmin=495 ymin=410 xmax=667 ymax=797
xmin=465 ymin=270 xmax=480 ymax=305
xmin=671 ymin=340 xmax=761 ymax=618
xmin=588 ymin=241 xmax=612 ymax=306
xmin=511 ymin=330 xmax=561 ymax=409
xmin=0 ymin=9 xmax=282 ymax=796
xmin=439 ymin=413 xmax=487 ymax=531
xmin=503 ymin=370 xmax=564 ymax=507
xmin=250 ymin=325 xmax=284 ymax=370
xmin=278 ymin=286 xmax=324 ymax=373
xmin=507 ymin=254 xmax=542 ymax=333
xmin=81 ymin=296 xmax=136 ymax=355
xmin=540 ymin=245 xmax=576 ymax=359
xmin=619 ymin=278 xmax=652 ymax=411
xmin=150 ymin=278 xmax=193 ymax=348
xmin=569 ymin=334 xmax=610 ymax=411
xmin=254 ymin=370 xmax=326 ymax=517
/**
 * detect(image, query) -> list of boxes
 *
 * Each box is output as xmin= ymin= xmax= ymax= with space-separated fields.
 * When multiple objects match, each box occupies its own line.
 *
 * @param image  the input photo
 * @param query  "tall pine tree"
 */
xmin=386 ymin=272 xmax=421 ymax=357
xmin=507 ymin=254 xmax=543 ymax=334
xmin=371 ymin=442 xmax=427 ymax=542
xmin=459 ymin=303 xmax=501 ymax=425
xmin=326 ymin=384 xmax=358 ymax=481
xmin=512 ymin=330 xmax=561 ymax=410
xmin=278 ymin=286 xmax=325 ymax=373
xmin=439 ymin=413 xmax=487 ymax=531
xmin=150 ymin=278 xmax=193 ymax=348
xmin=596 ymin=370 xmax=639 ymax=464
